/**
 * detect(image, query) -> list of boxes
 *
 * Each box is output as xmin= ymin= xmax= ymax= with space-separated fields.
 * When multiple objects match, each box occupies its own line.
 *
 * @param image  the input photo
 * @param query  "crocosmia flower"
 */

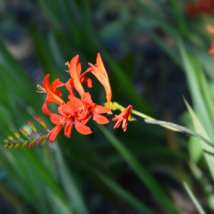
xmin=65 ymin=54 xmax=92 ymax=97
xmin=36 ymin=53 xmax=130 ymax=144
xmin=112 ymin=105 xmax=133 ymax=132
xmin=87 ymin=53 xmax=112 ymax=108
xmin=47 ymin=99 xmax=92 ymax=143
xmin=76 ymin=92 xmax=111 ymax=125
xmin=37 ymin=74 xmax=65 ymax=115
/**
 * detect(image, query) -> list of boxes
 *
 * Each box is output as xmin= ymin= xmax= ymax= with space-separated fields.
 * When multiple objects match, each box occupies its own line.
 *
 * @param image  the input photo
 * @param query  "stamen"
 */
xmin=78 ymin=106 xmax=85 ymax=114
xmin=36 ymin=84 xmax=46 ymax=93
xmin=65 ymin=61 xmax=70 ymax=67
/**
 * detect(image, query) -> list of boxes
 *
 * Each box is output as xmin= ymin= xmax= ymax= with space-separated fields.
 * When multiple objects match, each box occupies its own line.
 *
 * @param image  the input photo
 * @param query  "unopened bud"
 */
xmin=37 ymin=136 xmax=46 ymax=146
xmin=28 ymin=121 xmax=38 ymax=133
xmin=19 ymin=128 xmax=31 ymax=139
xmin=9 ymin=144 xmax=14 ymax=149
xmin=33 ymin=116 xmax=47 ymax=129
xmin=15 ymin=143 xmax=21 ymax=148
xmin=22 ymin=141 xmax=29 ymax=148
xmin=14 ymin=132 xmax=23 ymax=141
xmin=8 ymin=136 xmax=17 ymax=142
xmin=29 ymin=140 xmax=37 ymax=149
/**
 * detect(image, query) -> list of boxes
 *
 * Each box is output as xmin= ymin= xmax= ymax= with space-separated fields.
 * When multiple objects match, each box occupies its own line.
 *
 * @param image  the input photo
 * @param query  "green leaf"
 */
xmin=53 ymin=142 xmax=89 ymax=214
xmin=95 ymin=171 xmax=156 ymax=214
xmin=183 ymin=182 xmax=206 ymax=214
xmin=144 ymin=119 xmax=214 ymax=149
xmin=98 ymin=125 xmax=178 ymax=214
xmin=184 ymin=99 xmax=214 ymax=180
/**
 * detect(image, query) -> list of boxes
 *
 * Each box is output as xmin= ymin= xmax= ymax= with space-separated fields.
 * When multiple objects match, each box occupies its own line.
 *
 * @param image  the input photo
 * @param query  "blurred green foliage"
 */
xmin=1 ymin=0 xmax=214 ymax=213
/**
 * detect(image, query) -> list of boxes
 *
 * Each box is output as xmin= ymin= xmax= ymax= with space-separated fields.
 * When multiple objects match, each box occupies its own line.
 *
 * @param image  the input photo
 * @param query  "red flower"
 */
xmin=87 ymin=53 xmax=112 ymax=108
xmin=65 ymin=55 xmax=92 ymax=97
xmin=69 ymin=92 xmax=111 ymax=125
xmin=47 ymin=100 xmax=92 ymax=143
xmin=37 ymin=74 xmax=65 ymax=115
xmin=112 ymin=105 xmax=133 ymax=132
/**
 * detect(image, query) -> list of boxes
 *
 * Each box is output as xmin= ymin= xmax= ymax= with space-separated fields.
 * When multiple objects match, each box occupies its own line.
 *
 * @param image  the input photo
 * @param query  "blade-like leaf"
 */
xmin=98 ymin=125 xmax=178 ymax=214
xmin=183 ymin=182 xmax=206 ymax=214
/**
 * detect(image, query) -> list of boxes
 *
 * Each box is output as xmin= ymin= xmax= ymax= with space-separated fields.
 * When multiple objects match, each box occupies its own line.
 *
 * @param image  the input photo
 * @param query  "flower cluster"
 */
xmin=38 ymin=53 xmax=133 ymax=143
xmin=186 ymin=0 xmax=214 ymax=17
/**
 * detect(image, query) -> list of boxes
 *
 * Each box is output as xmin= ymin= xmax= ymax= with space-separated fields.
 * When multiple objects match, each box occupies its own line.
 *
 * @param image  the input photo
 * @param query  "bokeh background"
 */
xmin=0 ymin=0 xmax=214 ymax=213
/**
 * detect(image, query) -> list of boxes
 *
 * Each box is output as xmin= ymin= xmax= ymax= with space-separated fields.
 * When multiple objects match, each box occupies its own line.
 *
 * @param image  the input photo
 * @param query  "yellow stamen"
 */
xmin=36 ymin=84 xmax=46 ymax=93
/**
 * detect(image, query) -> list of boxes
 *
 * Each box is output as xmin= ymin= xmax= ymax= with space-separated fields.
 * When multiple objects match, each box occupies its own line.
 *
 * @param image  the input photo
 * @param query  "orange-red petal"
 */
xmin=112 ymin=105 xmax=133 ymax=132
xmin=68 ymin=95 xmax=84 ymax=111
xmin=58 ymin=103 xmax=75 ymax=116
xmin=52 ymin=78 xmax=65 ymax=91
xmin=69 ymin=55 xmax=85 ymax=97
xmin=93 ymin=113 xmax=109 ymax=124
xmin=47 ymin=125 xmax=63 ymax=143
xmin=42 ymin=101 xmax=53 ymax=115
xmin=75 ymin=121 xmax=92 ymax=135
xmin=94 ymin=105 xmax=111 ymax=114
xmin=50 ymin=114 xmax=65 ymax=125
xmin=64 ymin=120 xmax=74 ymax=138
xmin=88 ymin=53 xmax=112 ymax=107
xmin=65 ymin=78 xmax=75 ymax=95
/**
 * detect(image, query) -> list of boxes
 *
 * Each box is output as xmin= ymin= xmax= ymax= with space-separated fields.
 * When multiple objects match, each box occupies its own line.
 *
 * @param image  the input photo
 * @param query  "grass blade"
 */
xmin=98 ymin=125 xmax=178 ymax=214
xmin=183 ymin=182 xmax=206 ymax=214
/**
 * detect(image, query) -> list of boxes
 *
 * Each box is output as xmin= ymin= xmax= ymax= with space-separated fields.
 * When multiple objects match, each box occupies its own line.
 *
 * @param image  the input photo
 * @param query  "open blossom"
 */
xmin=37 ymin=74 xmax=65 ymax=115
xmin=75 ymin=92 xmax=111 ymax=125
xmin=65 ymin=55 xmax=92 ymax=97
xmin=47 ymin=100 xmax=92 ymax=143
xmin=112 ymin=105 xmax=133 ymax=132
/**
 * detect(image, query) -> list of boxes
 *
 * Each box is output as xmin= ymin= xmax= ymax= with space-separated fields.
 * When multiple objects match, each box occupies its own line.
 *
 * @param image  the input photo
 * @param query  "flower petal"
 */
xmin=68 ymin=95 xmax=84 ymax=111
xmin=94 ymin=105 xmax=111 ymax=114
xmin=42 ymin=101 xmax=53 ymax=115
xmin=65 ymin=78 xmax=75 ymax=95
xmin=82 ymin=92 xmax=93 ymax=104
xmin=64 ymin=120 xmax=74 ymax=138
xmin=122 ymin=119 xmax=128 ymax=132
xmin=75 ymin=121 xmax=92 ymax=135
xmin=93 ymin=112 xmax=109 ymax=124
xmin=52 ymin=78 xmax=65 ymax=90
xmin=81 ymin=115 xmax=92 ymax=125
xmin=43 ymin=74 xmax=51 ymax=93
xmin=82 ymin=77 xmax=92 ymax=88
xmin=58 ymin=103 xmax=74 ymax=116
xmin=69 ymin=55 xmax=85 ymax=97
xmin=47 ymin=125 xmax=63 ymax=143
xmin=96 ymin=53 xmax=108 ymax=78
xmin=50 ymin=114 xmax=65 ymax=125
xmin=113 ymin=118 xmax=122 ymax=129
xmin=88 ymin=58 xmax=112 ymax=108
